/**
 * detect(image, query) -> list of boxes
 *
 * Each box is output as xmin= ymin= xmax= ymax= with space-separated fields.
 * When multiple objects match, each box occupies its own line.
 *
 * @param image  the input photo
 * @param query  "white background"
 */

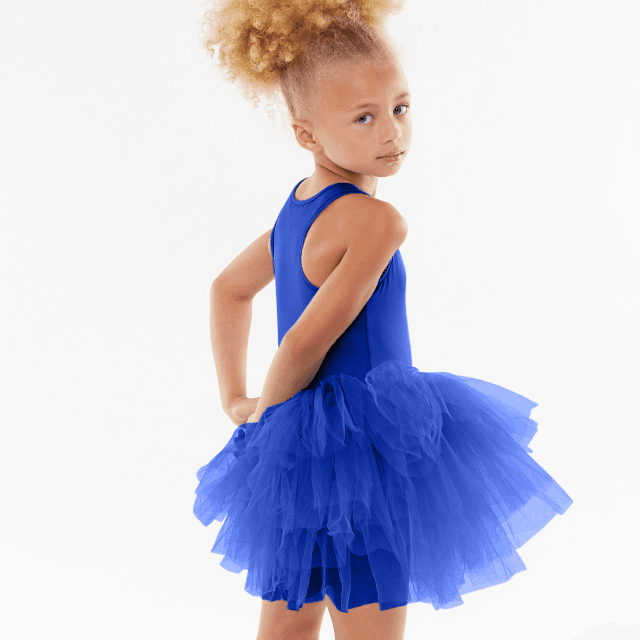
xmin=1 ymin=1 xmax=639 ymax=639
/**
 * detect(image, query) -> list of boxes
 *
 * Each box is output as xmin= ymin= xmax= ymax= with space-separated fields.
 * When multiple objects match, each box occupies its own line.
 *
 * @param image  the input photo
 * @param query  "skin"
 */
xmin=253 ymin=57 xmax=411 ymax=640
xmin=289 ymin=56 xmax=412 ymax=201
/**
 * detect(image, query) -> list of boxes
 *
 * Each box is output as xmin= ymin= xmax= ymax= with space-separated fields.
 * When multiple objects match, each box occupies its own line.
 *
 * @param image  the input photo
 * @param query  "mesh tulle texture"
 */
xmin=193 ymin=359 xmax=573 ymax=612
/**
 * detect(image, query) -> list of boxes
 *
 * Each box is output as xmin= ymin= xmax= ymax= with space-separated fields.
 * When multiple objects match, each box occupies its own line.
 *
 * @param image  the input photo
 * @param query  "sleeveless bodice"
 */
xmin=269 ymin=178 xmax=413 ymax=389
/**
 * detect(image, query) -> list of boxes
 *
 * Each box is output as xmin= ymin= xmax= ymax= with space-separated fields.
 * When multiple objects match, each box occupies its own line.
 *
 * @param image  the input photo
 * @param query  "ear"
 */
xmin=291 ymin=119 xmax=319 ymax=153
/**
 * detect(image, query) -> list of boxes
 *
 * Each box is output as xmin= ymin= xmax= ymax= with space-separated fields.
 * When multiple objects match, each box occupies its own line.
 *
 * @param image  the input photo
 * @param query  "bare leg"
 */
xmin=256 ymin=597 xmax=328 ymax=640
xmin=325 ymin=595 xmax=407 ymax=640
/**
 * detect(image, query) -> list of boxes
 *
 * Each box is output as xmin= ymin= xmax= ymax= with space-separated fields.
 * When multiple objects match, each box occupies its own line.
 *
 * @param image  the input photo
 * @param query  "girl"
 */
xmin=193 ymin=2 xmax=573 ymax=639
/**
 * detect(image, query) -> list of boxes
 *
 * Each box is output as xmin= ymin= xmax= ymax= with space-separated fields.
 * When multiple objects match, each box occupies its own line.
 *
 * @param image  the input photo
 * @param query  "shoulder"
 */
xmin=334 ymin=193 xmax=408 ymax=245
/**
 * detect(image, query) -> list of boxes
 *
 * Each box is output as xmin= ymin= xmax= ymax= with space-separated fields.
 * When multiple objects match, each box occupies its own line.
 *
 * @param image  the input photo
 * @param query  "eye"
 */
xmin=356 ymin=104 xmax=410 ymax=125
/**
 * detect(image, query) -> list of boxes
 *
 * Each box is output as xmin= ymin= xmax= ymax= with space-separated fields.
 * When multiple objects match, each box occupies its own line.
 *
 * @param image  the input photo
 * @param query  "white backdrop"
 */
xmin=1 ymin=1 xmax=639 ymax=639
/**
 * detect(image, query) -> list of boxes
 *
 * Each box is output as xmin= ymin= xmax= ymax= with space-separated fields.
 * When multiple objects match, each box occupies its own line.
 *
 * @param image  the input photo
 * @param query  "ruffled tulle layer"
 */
xmin=193 ymin=359 xmax=573 ymax=612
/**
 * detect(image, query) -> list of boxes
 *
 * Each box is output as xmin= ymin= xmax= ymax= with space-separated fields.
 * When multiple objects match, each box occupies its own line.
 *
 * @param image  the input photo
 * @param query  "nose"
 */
xmin=380 ymin=112 xmax=404 ymax=144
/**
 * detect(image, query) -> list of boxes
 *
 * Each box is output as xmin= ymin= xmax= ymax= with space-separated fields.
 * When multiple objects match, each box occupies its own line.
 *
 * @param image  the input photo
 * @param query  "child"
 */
xmin=193 ymin=1 xmax=573 ymax=638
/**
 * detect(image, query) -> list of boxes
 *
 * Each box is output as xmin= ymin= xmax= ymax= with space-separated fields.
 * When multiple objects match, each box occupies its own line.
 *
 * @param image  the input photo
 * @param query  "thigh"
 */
xmin=256 ymin=597 xmax=328 ymax=640
xmin=325 ymin=596 xmax=408 ymax=640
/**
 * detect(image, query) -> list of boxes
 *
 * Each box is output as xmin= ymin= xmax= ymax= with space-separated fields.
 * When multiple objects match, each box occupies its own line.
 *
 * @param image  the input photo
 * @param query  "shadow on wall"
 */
xmin=572 ymin=623 xmax=640 ymax=639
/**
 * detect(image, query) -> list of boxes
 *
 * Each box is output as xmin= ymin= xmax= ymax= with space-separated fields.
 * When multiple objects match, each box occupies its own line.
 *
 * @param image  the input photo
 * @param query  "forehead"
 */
xmin=321 ymin=61 xmax=408 ymax=110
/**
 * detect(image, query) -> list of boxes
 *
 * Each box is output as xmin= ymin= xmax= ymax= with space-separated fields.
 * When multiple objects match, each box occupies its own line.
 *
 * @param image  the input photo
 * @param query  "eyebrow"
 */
xmin=348 ymin=92 xmax=411 ymax=112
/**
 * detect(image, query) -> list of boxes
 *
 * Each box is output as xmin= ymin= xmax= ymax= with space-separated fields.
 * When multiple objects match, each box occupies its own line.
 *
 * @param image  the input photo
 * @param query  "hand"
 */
xmin=227 ymin=395 xmax=260 ymax=427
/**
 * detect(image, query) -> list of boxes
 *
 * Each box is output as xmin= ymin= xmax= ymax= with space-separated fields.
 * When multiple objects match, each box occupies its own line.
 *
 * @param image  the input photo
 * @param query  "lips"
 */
xmin=380 ymin=150 xmax=404 ymax=158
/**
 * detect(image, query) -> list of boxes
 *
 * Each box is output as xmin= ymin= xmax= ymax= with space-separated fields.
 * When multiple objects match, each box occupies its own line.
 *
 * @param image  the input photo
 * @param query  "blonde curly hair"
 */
xmin=197 ymin=0 xmax=407 ymax=131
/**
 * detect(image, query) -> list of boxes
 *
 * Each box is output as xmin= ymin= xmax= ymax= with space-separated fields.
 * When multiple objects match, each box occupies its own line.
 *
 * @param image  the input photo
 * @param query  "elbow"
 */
xmin=211 ymin=276 xmax=250 ymax=302
xmin=210 ymin=277 xmax=228 ymax=297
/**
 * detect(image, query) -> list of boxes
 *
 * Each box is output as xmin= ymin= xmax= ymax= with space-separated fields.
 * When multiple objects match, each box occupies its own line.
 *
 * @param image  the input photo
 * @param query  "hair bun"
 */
xmin=198 ymin=0 xmax=407 ymax=128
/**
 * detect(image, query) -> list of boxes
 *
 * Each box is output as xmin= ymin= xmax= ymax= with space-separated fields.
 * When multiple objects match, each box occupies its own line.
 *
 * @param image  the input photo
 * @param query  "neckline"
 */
xmin=291 ymin=178 xmax=369 ymax=204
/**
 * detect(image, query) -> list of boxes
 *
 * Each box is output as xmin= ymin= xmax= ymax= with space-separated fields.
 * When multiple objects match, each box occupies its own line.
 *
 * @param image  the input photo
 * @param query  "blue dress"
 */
xmin=193 ymin=178 xmax=573 ymax=613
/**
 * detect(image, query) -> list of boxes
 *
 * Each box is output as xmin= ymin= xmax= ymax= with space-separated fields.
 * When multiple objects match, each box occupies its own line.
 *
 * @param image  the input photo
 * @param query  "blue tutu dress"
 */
xmin=193 ymin=179 xmax=573 ymax=613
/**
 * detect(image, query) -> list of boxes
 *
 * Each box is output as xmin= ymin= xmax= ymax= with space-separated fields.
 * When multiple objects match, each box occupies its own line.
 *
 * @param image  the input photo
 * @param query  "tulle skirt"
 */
xmin=193 ymin=359 xmax=573 ymax=612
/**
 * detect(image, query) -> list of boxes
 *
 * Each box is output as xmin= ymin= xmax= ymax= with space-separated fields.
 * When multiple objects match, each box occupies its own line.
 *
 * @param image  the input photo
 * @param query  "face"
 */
xmin=291 ymin=58 xmax=412 ymax=192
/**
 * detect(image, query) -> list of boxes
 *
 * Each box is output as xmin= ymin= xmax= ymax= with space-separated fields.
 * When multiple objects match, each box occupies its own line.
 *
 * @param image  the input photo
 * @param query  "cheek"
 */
xmin=402 ymin=120 xmax=412 ymax=141
xmin=325 ymin=126 xmax=353 ymax=153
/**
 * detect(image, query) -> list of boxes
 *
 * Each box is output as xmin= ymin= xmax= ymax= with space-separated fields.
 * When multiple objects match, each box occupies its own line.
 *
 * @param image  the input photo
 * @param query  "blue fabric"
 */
xmin=193 ymin=179 xmax=573 ymax=612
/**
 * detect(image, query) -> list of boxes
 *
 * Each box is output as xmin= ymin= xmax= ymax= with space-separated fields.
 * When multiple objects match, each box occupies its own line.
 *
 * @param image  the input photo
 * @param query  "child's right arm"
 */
xmin=248 ymin=200 xmax=408 ymax=424
xmin=210 ymin=228 xmax=274 ymax=425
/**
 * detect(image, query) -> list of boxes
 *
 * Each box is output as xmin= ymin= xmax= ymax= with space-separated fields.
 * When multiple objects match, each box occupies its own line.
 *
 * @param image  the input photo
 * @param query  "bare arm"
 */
xmin=209 ymin=284 xmax=254 ymax=423
xmin=210 ymin=228 xmax=274 ymax=425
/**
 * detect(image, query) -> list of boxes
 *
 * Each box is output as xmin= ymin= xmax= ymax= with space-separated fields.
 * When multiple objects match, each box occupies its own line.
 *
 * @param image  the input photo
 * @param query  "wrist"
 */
xmin=225 ymin=394 xmax=247 ymax=422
